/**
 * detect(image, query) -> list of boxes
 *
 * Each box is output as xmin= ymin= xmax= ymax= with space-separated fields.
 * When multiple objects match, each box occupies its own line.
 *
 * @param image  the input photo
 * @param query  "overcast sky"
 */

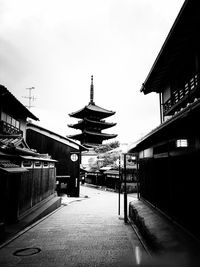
xmin=0 ymin=0 xmax=185 ymax=144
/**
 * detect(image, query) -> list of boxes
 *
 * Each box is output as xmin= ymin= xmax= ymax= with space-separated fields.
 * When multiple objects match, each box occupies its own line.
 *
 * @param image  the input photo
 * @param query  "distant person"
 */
xmin=81 ymin=176 xmax=85 ymax=185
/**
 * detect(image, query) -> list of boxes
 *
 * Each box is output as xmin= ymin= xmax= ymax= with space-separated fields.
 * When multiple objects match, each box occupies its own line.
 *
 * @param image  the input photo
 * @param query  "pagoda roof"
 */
xmin=68 ymin=118 xmax=116 ymax=130
xmin=68 ymin=130 xmax=117 ymax=141
xmin=69 ymin=103 xmax=115 ymax=119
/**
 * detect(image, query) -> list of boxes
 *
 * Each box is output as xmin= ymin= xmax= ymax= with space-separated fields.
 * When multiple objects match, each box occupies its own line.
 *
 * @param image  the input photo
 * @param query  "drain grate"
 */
xmin=13 ymin=247 xmax=41 ymax=257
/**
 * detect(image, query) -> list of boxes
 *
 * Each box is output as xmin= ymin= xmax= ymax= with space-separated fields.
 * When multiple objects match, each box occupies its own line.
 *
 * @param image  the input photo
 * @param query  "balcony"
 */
xmin=0 ymin=120 xmax=23 ymax=136
xmin=163 ymin=73 xmax=200 ymax=116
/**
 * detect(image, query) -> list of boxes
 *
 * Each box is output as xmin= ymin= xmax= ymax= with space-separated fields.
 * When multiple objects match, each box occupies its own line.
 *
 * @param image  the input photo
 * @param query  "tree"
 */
xmin=95 ymin=141 xmax=121 ymax=169
xmin=94 ymin=141 xmax=120 ymax=154
xmin=101 ymin=151 xmax=120 ymax=168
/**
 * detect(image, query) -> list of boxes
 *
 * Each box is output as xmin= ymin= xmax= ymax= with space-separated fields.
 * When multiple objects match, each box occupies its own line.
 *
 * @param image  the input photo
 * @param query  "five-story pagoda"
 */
xmin=67 ymin=76 xmax=117 ymax=148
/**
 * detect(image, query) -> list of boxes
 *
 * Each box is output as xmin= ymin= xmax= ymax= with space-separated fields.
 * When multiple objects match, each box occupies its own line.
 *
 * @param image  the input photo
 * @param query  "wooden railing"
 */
xmin=163 ymin=73 xmax=199 ymax=115
xmin=0 ymin=120 xmax=23 ymax=135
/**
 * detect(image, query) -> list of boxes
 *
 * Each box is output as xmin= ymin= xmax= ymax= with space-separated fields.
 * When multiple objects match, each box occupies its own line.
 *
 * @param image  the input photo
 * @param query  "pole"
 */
xmin=28 ymin=88 xmax=31 ymax=110
xmin=136 ymin=153 xmax=140 ymax=200
xmin=124 ymin=153 xmax=128 ymax=223
xmin=118 ymin=156 xmax=121 ymax=215
xmin=159 ymin=93 xmax=163 ymax=124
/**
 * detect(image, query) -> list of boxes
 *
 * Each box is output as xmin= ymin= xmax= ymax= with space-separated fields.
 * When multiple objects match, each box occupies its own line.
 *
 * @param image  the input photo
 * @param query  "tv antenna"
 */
xmin=22 ymin=87 xmax=36 ymax=109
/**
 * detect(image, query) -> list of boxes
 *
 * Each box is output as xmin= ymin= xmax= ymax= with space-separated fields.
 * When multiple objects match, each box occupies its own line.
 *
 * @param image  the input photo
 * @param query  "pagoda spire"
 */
xmin=90 ymin=75 xmax=95 ymax=105
xmin=68 ymin=75 xmax=117 ymax=147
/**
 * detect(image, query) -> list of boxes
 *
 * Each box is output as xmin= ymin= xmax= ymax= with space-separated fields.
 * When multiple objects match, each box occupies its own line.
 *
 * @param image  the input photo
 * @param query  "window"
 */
xmin=43 ymin=162 xmax=49 ymax=168
xmin=176 ymin=139 xmax=188 ymax=148
xmin=49 ymin=162 xmax=55 ymax=168
xmin=34 ymin=161 xmax=42 ymax=168
xmin=1 ymin=111 xmax=20 ymax=129
xmin=22 ymin=160 xmax=33 ymax=168
xmin=11 ymin=118 xmax=16 ymax=126
xmin=1 ymin=112 xmax=6 ymax=121
xmin=7 ymin=115 xmax=11 ymax=124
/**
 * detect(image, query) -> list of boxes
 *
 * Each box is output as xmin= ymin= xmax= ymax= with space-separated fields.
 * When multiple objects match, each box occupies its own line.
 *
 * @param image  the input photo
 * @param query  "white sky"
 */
xmin=0 ymin=0 xmax=185 ymax=144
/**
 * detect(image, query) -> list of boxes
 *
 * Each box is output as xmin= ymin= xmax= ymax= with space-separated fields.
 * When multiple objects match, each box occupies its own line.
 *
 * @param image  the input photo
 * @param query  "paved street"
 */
xmin=0 ymin=186 xmax=149 ymax=266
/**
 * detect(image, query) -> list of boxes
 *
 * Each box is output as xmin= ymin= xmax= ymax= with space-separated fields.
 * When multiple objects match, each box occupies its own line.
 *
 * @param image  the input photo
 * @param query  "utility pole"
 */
xmin=22 ymin=87 xmax=36 ymax=109
xmin=118 ymin=155 xmax=121 ymax=216
xmin=124 ymin=153 xmax=128 ymax=223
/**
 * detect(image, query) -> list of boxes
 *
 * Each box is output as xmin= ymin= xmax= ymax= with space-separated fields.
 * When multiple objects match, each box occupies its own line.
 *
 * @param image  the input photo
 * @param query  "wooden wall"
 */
xmin=26 ymin=129 xmax=81 ymax=197
xmin=139 ymin=150 xmax=200 ymax=239
xmin=2 ymin=161 xmax=56 ymax=223
xmin=26 ymin=130 xmax=78 ymax=176
xmin=18 ymin=167 xmax=56 ymax=217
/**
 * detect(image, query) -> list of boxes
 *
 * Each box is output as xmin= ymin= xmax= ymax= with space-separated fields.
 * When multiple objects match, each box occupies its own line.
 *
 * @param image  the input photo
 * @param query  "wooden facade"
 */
xmin=0 ymin=155 xmax=57 ymax=223
xmin=129 ymin=0 xmax=200 ymax=239
xmin=26 ymin=123 xmax=87 ymax=197
xmin=0 ymin=84 xmax=39 ymax=137
xmin=83 ymin=166 xmax=137 ymax=193
xmin=0 ymin=85 xmax=60 ymax=240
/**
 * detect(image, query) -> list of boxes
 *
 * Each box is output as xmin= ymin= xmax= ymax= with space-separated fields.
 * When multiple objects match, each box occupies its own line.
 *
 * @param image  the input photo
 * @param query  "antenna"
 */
xmin=22 ymin=87 xmax=36 ymax=109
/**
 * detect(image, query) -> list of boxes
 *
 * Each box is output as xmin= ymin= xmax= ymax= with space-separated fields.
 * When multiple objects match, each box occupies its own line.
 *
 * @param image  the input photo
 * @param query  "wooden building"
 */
xmin=0 ymin=84 xmax=39 ymax=137
xmin=0 ymin=85 xmax=60 ymax=240
xmin=129 ymin=0 xmax=200 ymax=239
xmin=0 ymin=136 xmax=57 ymax=223
xmin=103 ymin=166 xmax=137 ymax=193
xmin=26 ymin=123 xmax=87 ymax=197
xmin=84 ymin=170 xmax=103 ymax=185
xmin=67 ymin=76 xmax=117 ymax=148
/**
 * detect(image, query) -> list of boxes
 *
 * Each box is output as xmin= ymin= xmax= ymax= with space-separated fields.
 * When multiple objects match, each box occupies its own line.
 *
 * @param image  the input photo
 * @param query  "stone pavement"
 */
xmin=1 ymin=185 xmax=200 ymax=266
xmin=85 ymin=184 xmax=200 ymax=266
xmin=0 ymin=186 xmax=149 ymax=266
xmin=1 ymin=195 xmax=61 ymax=245
xmin=85 ymin=183 xmax=200 ymax=265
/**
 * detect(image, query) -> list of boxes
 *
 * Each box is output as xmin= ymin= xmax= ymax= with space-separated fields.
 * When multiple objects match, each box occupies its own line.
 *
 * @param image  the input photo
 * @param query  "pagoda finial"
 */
xmin=90 ymin=75 xmax=95 ymax=104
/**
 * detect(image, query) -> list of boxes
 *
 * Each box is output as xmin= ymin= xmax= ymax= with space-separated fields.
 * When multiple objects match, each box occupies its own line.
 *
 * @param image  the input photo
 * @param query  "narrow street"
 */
xmin=0 ymin=186 xmax=149 ymax=266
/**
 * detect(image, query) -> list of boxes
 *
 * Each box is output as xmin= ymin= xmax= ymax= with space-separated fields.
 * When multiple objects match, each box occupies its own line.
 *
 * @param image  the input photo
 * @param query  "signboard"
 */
xmin=70 ymin=154 xmax=78 ymax=162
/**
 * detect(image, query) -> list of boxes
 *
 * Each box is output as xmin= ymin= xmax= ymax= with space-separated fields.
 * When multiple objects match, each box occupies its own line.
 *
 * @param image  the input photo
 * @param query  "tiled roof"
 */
xmin=87 ymin=104 xmax=115 ymax=114
xmin=0 ymin=135 xmax=23 ymax=149
xmin=141 ymin=1 xmax=197 ymax=94
xmin=68 ymin=118 xmax=116 ymax=130
xmin=68 ymin=130 xmax=117 ymax=140
xmin=27 ymin=122 xmax=88 ymax=151
xmin=128 ymin=97 xmax=200 ymax=152
xmin=69 ymin=103 xmax=115 ymax=119
xmin=0 ymin=135 xmax=38 ymax=156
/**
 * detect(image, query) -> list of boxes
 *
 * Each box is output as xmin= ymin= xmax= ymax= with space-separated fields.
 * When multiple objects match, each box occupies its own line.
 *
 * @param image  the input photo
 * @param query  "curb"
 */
xmin=0 ymin=204 xmax=64 ymax=250
xmin=129 ymin=202 xmax=162 ymax=253
xmin=128 ymin=216 xmax=152 ymax=257
xmin=0 ymin=196 xmax=88 ymax=249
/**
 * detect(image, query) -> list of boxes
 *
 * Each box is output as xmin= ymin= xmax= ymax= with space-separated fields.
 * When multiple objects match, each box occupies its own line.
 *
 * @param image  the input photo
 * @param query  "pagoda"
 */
xmin=67 ymin=76 xmax=117 ymax=148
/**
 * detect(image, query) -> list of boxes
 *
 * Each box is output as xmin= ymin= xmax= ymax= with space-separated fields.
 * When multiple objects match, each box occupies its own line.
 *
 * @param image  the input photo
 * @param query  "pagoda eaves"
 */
xmin=69 ymin=103 xmax=115 ymax=119
xmin=67 ymin=75 xmax=117 ymax=147
xmin=68 ymin=130 xmax=117 ymax=144
xmin=68 ymin=118 xmax=116 ymax=130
